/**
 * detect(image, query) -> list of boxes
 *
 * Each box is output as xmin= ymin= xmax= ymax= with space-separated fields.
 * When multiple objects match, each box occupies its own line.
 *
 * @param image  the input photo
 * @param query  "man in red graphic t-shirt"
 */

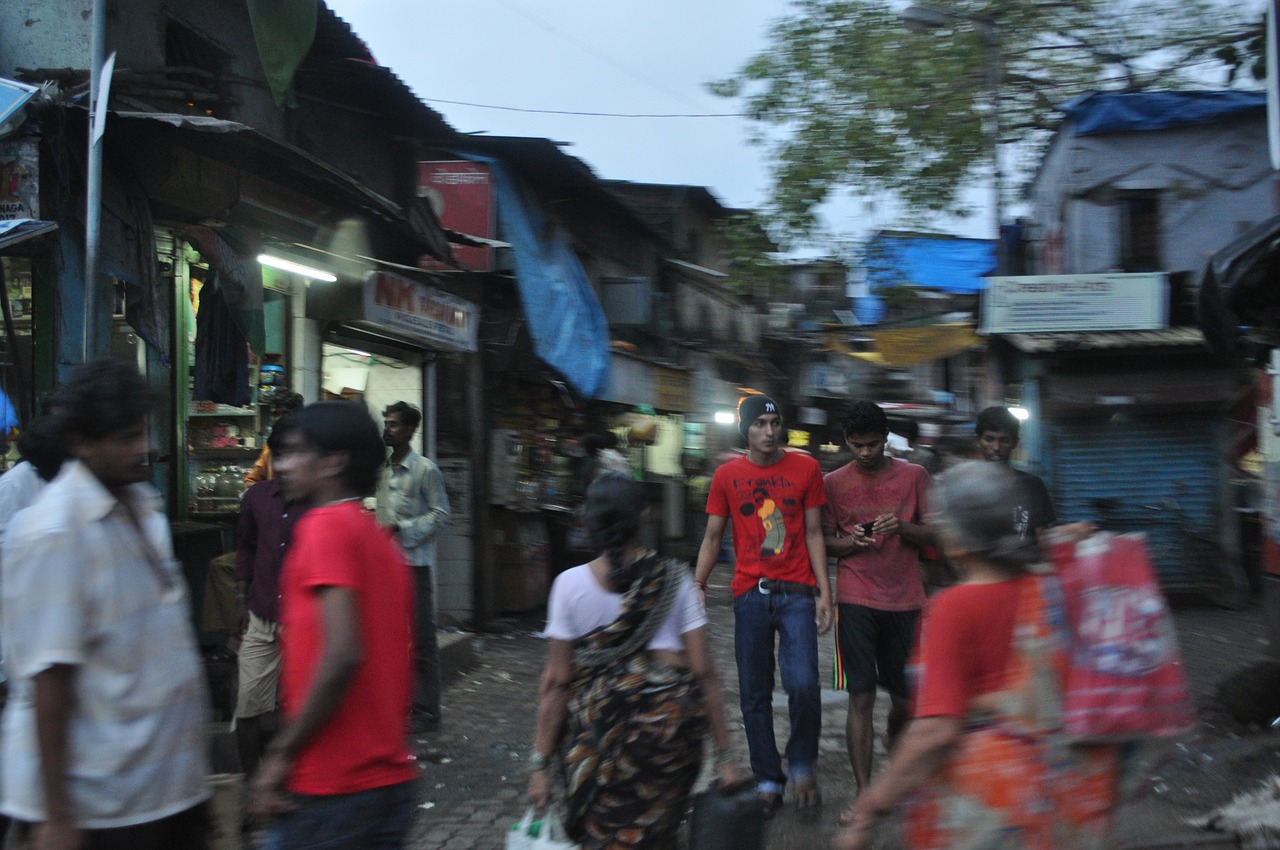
xmin=250 ymin=402 xmax=418 ymax=849
xmin=822 ymin=400 xmax=931 ymax=823
xmin=694 ymin=395 xmax=832 ymax=814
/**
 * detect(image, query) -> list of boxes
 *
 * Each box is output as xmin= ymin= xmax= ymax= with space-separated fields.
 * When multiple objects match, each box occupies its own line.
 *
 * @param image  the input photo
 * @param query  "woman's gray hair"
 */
xmin=930 ymin=461 xmax=1041 ymax=572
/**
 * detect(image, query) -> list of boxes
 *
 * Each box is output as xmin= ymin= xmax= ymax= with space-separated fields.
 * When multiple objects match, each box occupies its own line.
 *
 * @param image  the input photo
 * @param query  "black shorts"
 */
xmin=836 ymin=603 xmax=920 ymax=697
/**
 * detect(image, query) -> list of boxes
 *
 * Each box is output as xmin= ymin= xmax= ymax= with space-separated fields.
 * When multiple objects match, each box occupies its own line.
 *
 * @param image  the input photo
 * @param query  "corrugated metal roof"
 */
xmin=1005 ymin=327 xmax=1206 ymax=353
xmin=308 ymin=6 xmax=455 ymax=140
xmin=446 ymin=137 xmax=669 ymax=244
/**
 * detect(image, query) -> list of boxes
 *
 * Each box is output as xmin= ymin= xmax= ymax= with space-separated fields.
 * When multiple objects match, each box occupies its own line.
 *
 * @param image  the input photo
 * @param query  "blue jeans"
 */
xmin=733 ymin=587 xmax=820 ymax=793
xmin=265 ymin=780 xmax=415 ymax=850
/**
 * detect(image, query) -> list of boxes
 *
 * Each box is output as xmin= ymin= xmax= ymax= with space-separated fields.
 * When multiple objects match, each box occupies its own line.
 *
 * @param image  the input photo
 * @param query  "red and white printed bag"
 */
xmin=1048 ymin=532 xmax=1197 ymax=742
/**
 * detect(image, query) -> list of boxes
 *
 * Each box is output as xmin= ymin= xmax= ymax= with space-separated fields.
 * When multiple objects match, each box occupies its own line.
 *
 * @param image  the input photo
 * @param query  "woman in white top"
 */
xmin=527 ymin=473 xmax=744 ymax=848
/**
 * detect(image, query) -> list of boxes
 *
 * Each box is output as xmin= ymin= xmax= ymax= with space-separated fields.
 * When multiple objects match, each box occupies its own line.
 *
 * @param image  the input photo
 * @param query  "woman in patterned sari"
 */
xmin=834 ymin=461 xmax=1124 ymax=850
xmin=528 ymin=473 xmax=745 ymax=849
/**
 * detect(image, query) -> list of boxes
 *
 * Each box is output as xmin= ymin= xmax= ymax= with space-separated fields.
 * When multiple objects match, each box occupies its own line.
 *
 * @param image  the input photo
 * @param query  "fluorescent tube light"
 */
xmin=257 ymin=254 xmax=337 ymax=282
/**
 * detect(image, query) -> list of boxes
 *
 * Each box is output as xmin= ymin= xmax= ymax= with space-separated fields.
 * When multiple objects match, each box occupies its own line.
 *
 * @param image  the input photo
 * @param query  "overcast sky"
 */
xmin=323 ymin=0 xmax=991 ymax=253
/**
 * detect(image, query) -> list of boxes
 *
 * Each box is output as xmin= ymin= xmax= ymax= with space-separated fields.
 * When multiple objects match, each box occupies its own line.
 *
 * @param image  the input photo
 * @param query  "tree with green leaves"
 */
xmin=710 ymin=0 xmax=1263 ymax=238
xmin=714 ymin=210 xmax=792 ymax=299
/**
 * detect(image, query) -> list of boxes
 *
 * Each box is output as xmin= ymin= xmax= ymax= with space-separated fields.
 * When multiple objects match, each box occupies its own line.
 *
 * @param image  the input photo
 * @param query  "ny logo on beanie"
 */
xmin=738 ymin=395 xmax=781 ymax=438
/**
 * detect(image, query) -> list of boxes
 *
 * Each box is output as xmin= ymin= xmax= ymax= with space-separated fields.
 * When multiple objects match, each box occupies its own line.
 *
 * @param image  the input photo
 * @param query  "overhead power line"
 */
xmin=425 ymin=56 xmax=1251 ymax=121
xmin=422 ymin=96 xmax=747 ymax=118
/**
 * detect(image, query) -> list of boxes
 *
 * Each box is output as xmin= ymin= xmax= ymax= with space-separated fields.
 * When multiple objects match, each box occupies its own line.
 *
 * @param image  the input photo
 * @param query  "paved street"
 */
xmin=404 ymin=569 xmax=1277 ymax=850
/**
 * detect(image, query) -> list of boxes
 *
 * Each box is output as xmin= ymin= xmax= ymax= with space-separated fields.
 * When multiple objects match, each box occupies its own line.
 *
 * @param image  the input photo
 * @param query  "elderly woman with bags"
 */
xmin=527 ymin=473 xmax=745 ymax=849
xmin=834 ymin=461 xmax=1126 ymax=850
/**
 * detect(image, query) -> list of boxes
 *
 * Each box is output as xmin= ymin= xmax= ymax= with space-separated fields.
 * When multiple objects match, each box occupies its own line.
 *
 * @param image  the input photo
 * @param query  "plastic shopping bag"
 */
xmin=1048 ymin=532 xmax=1197 ymax=742
xmin=531 ymin=809 xmax=580 ymax=850
xmin=505 ymin=807 xmax=580 ymax=850
xmin=505 ymin=807 xmax=540 ymax=850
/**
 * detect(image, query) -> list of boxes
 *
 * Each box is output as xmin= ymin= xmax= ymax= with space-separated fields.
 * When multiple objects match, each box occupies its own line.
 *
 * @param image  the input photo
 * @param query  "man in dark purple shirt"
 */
xmin=234 ymin=477 xmax=305 ymax=776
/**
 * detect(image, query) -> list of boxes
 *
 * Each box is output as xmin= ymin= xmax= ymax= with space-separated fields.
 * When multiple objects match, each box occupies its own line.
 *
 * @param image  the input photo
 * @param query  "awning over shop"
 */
xmin=0 ymin=219 xmax=57 ymax=251
xmin=455 ymin=153 xmax=610 ymax=399
xmin=0 ymin=77 xmax=39 ymax=136
xmin=1005 ymin=327 xmax=1207 ymax=354
xmin=667 ymin=258 xmax=728 ymax=281
xmin=1198 ymin=214 xmax=1280 ymax=356
xmin=107 ymin=110 xmax=454 ymax=263
xmin=1040 ymin=368 xmax=1238 ymax=416
xmin=831 ymin=322 xmax=980 ymax=368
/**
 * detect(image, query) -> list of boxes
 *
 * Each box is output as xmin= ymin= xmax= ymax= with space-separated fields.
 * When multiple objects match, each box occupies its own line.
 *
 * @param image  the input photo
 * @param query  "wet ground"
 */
xmin=402 ymin=581 xmax=1278 ymax=849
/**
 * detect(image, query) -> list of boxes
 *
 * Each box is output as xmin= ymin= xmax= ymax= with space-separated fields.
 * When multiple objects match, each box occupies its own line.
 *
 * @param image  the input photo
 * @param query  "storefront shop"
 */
xmin=309 ymin=269 xmax=481 ymax=624
xmin=0 ymin=218 xmax=57 ymax=449
xmin=0 ymin=109 xmax=459 ymax=637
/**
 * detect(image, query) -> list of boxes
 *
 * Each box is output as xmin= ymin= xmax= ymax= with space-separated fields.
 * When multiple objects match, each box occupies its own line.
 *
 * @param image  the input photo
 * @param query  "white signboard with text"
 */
xmin=981 ymin=273 xmax=1168 ymax=334
xmin=362 ymin=270 xmax=479 ymax=352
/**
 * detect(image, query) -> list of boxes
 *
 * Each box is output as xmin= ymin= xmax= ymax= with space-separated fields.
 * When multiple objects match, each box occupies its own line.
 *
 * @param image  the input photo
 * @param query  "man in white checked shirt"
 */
xmin=0 ymin=361 xmax=209 ymax=850
xmin=376 ymin=400 xmax=450 ymax=734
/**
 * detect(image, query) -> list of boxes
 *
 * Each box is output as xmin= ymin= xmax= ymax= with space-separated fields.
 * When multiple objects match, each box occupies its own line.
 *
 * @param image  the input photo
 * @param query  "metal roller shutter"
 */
xmin=1046 ymin=413 xmax=1223 ymax=592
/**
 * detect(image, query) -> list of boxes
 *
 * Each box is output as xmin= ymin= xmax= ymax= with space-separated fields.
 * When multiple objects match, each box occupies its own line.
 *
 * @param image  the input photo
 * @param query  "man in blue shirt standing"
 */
xmin=377 ymin=401 xmax=451 ymax=733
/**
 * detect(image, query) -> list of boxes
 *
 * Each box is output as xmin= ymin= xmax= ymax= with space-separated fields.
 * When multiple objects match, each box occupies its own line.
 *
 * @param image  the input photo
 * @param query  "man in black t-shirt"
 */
xmin=975 ymin=406 xmax=1057 ymax=541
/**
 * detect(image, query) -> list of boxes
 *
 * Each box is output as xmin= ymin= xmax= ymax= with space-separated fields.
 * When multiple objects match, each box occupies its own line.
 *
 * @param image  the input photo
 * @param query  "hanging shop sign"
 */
xmin=982 ymin=273 xmax=1167 ymax=334
xmin=0 ymin=137 xmax=39 ymax=220
xmin=417 ymin=161 xmax=494 ymax=272
xmin=362 ymin=270 xmax=479 ymax=352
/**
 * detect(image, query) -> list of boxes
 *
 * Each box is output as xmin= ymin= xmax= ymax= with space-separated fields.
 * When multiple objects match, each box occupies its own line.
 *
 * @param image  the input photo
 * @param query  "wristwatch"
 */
xmin=528 ymin=751 xmax=551 ymax=771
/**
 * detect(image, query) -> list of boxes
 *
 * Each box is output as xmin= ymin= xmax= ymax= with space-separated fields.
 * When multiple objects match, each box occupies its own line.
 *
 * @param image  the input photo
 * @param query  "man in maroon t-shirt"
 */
xmin=694 ymin=395 xmax=832 ymax=813
xmin=250 ymin=402 xmax=418 ymax=849
xmin=822 ymin=400 xmax=931 ymax=821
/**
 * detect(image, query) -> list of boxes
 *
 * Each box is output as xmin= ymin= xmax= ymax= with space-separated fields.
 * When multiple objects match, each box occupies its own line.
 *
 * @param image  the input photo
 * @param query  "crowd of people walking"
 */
xmin=0 ymin=356 xmax=1180 ymax=850
xmin=528 ymin=392 xmax=1168 ymax=850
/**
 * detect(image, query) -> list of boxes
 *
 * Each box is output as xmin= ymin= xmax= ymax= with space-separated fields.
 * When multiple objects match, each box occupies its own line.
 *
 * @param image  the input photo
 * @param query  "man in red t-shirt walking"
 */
xmin=250 ymin=402 xmax=418 ymax=849
xmin=822 ymin=401 xmax=931 ymax=823
xmin=694 ymin=395 xmax=833 ymax=813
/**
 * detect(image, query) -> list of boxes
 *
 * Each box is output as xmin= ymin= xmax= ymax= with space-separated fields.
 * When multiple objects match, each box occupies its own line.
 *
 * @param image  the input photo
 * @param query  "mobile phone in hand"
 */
xmin=861 ymin=521 xmax=876 ymax=536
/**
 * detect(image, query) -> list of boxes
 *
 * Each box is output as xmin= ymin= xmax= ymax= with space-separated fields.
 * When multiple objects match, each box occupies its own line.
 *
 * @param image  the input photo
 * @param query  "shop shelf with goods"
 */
xmin=185 ymin=400 xmax=260 ymax=517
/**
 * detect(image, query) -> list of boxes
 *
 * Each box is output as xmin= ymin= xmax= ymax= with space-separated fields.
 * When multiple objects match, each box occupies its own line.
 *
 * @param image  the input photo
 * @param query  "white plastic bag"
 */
xmin=532 ymin=809 xmax=580 ymax=850
xmin=504 ymin=807 xmax=539 ymax=850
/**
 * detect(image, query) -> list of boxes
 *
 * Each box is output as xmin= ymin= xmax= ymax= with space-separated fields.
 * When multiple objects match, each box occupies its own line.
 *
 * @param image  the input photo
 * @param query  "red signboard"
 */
xmin=417 ymin=161 xmax=494 ymax=272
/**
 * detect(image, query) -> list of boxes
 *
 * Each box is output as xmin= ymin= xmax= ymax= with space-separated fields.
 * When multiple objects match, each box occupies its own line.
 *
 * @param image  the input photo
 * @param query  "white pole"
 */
xmin=84 ymin=0 xmax=107 ymax=362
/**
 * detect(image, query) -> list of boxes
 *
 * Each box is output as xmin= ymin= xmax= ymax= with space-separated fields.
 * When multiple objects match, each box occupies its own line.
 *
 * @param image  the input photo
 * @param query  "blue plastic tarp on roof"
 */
xmin=863 ymin=233 xmax=995 ymax=295
xmin=1060 ymin=91 xmax=1266 ymax=137
xmin=853 ymin=295 xmax=887 ymax=326
xmin=454 ymin=152 xmax=610 ymax=399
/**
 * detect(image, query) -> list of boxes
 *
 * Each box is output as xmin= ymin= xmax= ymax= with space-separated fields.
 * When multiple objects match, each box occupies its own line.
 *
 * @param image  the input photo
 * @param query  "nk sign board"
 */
xmin=981 ymin=273 xmax=1168 ymax=334
xmin=362 ymin=271 xmax=478 ymax=352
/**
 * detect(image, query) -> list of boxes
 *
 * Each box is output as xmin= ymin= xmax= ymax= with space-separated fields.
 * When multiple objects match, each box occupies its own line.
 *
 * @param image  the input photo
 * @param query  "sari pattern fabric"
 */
xmin=561 ymin=558 xmax=707 ymax=849
xmin=902 ymin=573 xmax=1122 ymax=850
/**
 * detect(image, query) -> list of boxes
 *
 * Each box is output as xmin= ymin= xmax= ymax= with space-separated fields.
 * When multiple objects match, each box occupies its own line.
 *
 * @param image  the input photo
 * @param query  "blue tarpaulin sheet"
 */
xmin=456 ymin=153 xmax=610 ymax=399
xmin=856 ymin=233 xmax=994 ymax=325
xmin=863 ymin=233 xmax=995 ymax=294
xmin=1059 ymin=91 xmax=1266 ymax=137
xmin=853 ymin=295 xmax=886 ymax=326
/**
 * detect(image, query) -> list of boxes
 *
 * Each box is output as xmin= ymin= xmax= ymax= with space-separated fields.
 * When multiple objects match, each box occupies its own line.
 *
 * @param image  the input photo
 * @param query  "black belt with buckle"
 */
xmin=757 ymin=578 xmax=817 ymax=596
